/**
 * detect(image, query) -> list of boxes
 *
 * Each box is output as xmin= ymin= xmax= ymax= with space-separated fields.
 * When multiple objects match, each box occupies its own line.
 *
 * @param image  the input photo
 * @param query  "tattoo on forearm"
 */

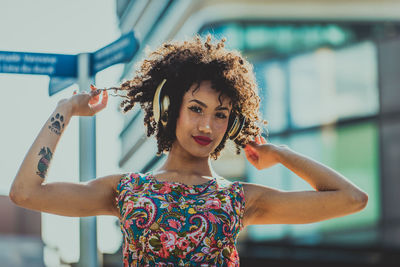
xmin=48 ymin=113 xmax=65 ymax=135
xmin=36 ymin=147 xmax=53 ymax=179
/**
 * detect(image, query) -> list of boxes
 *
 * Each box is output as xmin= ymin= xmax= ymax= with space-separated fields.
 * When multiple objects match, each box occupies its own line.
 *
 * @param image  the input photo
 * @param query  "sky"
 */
xmin=0 ymin=0 xmax=126 ymax=263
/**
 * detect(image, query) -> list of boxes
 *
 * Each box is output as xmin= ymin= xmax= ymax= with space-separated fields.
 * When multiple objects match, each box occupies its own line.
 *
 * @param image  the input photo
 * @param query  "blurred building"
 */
xmin=3 ymin=0 xmax=399 ymax=266
xmin=0 ymin=195 xmax=43 ymax=266
xmin=106 ymin=0 xmax=400 ymax=266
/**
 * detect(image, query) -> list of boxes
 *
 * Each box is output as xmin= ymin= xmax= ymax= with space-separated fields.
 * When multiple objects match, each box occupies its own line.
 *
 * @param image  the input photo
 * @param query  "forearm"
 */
xmin=10 ymin=102 xmax=73 ymax=201
xmin=274 ymin=145 xmax=368 ymax=202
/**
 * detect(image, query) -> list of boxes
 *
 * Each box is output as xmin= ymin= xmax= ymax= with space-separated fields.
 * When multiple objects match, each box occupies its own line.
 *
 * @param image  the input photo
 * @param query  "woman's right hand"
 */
xmin=57 ymin=85 xmax=108 ymax=116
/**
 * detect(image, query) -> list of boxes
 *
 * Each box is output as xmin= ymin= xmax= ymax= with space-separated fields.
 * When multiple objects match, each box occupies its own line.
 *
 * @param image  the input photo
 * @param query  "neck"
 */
xmin=155 ymin=142 xmax=215 ymax=178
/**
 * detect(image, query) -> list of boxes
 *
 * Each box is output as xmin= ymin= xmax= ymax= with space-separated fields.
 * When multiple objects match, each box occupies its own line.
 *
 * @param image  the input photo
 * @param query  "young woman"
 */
xmin=10 ymin=35 xmax=368 ymax=266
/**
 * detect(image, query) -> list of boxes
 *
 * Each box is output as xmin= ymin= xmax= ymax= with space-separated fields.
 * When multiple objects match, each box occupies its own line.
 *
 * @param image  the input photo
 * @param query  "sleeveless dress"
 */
xmin=115 ymin=171 xmax=245 ymax=266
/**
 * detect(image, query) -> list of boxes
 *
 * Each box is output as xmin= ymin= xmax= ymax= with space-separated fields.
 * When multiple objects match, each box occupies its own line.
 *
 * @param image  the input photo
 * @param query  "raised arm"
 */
xmin=242 ymin=136 xmax=368 ymax=226
xmin=9 ymin=86 xmax=121 ymax=217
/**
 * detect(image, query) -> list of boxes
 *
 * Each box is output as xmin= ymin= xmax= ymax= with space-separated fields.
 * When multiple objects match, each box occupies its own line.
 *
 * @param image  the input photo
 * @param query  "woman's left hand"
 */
xmin=244 ymin=135 xmax=281 ymax=170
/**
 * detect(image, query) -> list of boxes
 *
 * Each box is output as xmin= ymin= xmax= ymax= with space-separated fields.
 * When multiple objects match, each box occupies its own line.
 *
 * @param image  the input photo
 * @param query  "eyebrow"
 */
xmin=189 ymin=99 xmax=230 ymax=111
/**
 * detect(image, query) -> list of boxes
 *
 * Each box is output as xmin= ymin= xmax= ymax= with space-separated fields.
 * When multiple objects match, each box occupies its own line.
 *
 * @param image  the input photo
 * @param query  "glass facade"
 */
xmin=200 ymin=22 xmax=382 ymax=247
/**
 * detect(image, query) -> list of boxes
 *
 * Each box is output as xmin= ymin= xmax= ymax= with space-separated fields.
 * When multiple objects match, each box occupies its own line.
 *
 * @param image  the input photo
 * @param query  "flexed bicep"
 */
xmin=11 ymin=173 xmax=124 ymax=217
xmin=242 ymin=182 xmax=367 ymax=226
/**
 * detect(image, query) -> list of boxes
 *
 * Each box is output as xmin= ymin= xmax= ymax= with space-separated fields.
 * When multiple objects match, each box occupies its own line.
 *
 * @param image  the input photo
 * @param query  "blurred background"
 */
xmin=1 ymin=0 xmax=399 ymax=266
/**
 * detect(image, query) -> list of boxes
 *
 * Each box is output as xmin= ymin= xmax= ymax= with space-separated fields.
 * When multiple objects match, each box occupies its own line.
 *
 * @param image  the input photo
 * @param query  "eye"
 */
xmin=216 ymin=113 xmax=227 ymax=119
xmin=189 ymin=106 xmax=202 ymax=113
xmin=189 ymin=105 xmax=227 ymax=119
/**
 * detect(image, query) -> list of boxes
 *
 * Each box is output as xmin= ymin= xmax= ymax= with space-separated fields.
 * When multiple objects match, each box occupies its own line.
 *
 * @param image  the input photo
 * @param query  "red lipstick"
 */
xmin=193 ymin=136 xmax=212 ymax=146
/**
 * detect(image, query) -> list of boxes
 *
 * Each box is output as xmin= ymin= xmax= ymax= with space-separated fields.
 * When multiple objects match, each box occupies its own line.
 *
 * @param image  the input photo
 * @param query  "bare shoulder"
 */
xmin=102 ymin=173 xmax=127 ymax=191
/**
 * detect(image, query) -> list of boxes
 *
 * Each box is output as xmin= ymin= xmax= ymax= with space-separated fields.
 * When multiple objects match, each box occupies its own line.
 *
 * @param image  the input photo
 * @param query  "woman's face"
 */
xmin=174 ymin=80 xmax=232 ymax=158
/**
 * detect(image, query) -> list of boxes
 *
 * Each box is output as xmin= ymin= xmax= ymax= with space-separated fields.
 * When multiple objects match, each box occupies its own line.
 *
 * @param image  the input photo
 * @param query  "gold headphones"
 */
xmin=152 ymin=79 xmax=245 ymax=140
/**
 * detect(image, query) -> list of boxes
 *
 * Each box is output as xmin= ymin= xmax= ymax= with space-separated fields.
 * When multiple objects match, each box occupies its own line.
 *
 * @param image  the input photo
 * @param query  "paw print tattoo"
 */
xmin=36 ymin=147 xmax=53 ymax=179
xmin=48 ymin=113 xmax=65 ymax=135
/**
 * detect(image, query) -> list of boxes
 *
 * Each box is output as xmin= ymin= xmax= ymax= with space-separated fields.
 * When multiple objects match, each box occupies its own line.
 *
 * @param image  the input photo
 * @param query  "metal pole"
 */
xmin=76 ymin=52 xmax=99 ymax=267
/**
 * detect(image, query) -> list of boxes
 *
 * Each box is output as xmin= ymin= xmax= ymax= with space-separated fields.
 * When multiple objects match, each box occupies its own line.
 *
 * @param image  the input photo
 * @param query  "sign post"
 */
xmin=0 ymin=30 xmax=139 ymax=266
xmin=76 ymin=53 xmax=99 ymax=267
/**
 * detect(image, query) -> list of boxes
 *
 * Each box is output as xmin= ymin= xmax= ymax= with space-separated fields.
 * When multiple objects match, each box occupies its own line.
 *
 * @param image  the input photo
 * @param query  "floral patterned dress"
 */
xmin=115 ymin=172 xmax=245 ymax=266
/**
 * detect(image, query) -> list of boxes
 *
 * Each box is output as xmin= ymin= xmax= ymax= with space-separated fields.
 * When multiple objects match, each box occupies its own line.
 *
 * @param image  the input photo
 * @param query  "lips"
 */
xmin=193 ymin=136 xmax=212 ymax=146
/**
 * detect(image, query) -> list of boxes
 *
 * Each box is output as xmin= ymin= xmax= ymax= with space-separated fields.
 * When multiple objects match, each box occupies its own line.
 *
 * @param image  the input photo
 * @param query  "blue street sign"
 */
xmin=0 ymin=51 xmax=77 ymax=77
xmin=91 ymin=31 xmax=139 ymax=75
xmin=1 ymin=30 xmax=139 ymax=96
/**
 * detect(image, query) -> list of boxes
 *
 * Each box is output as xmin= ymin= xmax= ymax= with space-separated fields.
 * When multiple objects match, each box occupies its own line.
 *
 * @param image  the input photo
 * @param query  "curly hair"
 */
xmin=112 ymin=34 xmax=267 ymax=160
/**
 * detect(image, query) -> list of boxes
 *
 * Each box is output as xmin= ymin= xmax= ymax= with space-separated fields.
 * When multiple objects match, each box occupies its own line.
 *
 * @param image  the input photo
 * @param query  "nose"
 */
xmin=198 ymin=116 xmax=212 ymax=134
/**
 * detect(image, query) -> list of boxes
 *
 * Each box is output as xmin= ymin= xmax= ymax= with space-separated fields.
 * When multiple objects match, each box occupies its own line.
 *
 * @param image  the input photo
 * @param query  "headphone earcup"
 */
xmin=153 ymin=79 xmax=168 ymax=127
xmin=153 ymin=79 xmax=167 ymax=124
xmin=160 ymin=95 xmax=170 ymax=127
xmin=227 ymin=114 xmax=236 ymax=134
xmin=227 ymin=114 xmax=245 ymax=140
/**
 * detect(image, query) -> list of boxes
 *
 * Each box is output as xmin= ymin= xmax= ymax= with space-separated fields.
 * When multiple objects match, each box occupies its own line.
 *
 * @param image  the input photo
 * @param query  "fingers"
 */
xmin=72 ymin=85 xmax=100 ymax=98
xmin=90 ymin=84 xmax=100 ymax=95
xmin=245 ymin=134 xmax=265 ymax=156
xmin=69 ymin=85 xmax=108 ymax=116
xmin=101 ymin=89 xmax=108 ymax=104
xmin=89 ymin=84 xmax=100 ymax=100
xmin=255 ymin=135 xmax=267 ymax=144
xmin=244 ymin=144 xmax=259 ymax=157
xmin=90 ymin=90 xmax=108 ymax=113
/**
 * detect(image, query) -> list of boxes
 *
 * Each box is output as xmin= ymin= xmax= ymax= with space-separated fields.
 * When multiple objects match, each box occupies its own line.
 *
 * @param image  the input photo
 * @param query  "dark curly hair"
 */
xmin=112 ymin=34 xmax=267 ymax=160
